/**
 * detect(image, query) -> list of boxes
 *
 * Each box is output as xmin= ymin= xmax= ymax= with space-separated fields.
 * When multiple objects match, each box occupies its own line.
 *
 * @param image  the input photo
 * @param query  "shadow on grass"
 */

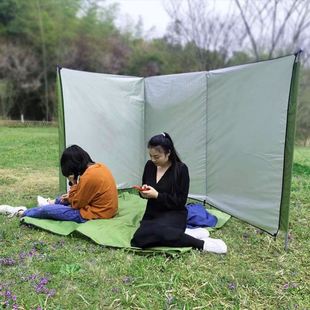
xmin=292 ymin=163 xmax=310 ymax=176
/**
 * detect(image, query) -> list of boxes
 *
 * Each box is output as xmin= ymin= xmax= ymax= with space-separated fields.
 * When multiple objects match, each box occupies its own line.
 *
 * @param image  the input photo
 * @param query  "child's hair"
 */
xmin=60 ymin=145 xmax=94 ymax=178
xmin=147 ymin=132 xmax=182 ymax=165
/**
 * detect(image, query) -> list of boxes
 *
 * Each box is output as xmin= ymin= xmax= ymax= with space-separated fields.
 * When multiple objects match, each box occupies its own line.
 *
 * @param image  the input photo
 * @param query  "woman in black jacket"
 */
xmin=131 ymin=132 xmax=227 ymax=253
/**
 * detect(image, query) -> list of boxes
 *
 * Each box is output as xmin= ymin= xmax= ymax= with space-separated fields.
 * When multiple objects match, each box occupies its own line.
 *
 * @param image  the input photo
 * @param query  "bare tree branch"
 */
xmin=164 ymin=0 xmax=237 ymax=69
xmin=234 ymin=0 xmax=259 ymax=59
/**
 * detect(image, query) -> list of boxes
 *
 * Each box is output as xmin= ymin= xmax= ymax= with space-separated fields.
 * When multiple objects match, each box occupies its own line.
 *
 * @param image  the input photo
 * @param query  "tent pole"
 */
xmin=279 ymin=51 xmax=301 ymax=247
xmin=56 ymin=66 xmax=67 ymax=193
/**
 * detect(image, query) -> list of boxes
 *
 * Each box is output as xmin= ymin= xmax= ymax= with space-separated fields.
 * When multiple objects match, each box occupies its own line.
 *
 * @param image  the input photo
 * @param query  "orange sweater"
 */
xmin=68 ymin=163 xmax=118 ymax=220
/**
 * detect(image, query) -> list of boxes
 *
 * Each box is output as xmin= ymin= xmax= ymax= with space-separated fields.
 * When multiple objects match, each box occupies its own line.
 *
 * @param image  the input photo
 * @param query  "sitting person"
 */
xmin=0 ymin=145 xmax=118 ymax=222
xmin=131 ymin=132 xmax=227 ymax=254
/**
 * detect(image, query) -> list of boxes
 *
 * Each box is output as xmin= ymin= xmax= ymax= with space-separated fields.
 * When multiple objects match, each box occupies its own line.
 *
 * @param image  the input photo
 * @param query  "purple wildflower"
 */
xmin=39 ymin=277 xmax=49 ymax=285
xmin=28 ymin=248 xmax=37 ymax=257
xmin=283 ymin=282 xmax=298 ymax=290
xmin=29 ymin=274 xmax=38 ymax=281
xmin=5 ymin=290 xmax=12 ymax=298
xmin=242 ymin=232 xmax=249 ymax=239
xmin=228 ymin=282 xmax=236 ymax=290
xmin=19 ymin=252 xmax=27 ymax=259
xmin=33 ymin=276 xmax=56 ymax=297
xmin=36 ymin=285 xmax=48 ymax=294
xmin=283 ymin=283 xmax=289 ymax=289
xmin=52 ymin=240 xmax=65 ymax=249
xmin=122 ymin=276 xmax=134 ymax=284
xmin=0 ymin=258 xmax=16 ymax=266
xmin=47 ymin=289 xmax=56 ymax=297
xmin=111 ymin=287 xmax=120 ymax=293
xmin=35 ymin=281 xmax=49 ymax=294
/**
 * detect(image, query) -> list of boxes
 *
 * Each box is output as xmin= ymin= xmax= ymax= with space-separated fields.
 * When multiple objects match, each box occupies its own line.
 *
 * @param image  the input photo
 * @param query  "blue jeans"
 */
xmin=23 ymin=197 xmax=87 ymax=223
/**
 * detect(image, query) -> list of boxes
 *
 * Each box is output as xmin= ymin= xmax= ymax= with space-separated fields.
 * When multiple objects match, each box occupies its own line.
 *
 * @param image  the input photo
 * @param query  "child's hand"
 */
xmin=140 ymin=185 xmax=158 ymax=199
xmin=68 ymin=175 xmax=77 ymax=185
xmin=60 ymin=193 xmax=69 ymax=203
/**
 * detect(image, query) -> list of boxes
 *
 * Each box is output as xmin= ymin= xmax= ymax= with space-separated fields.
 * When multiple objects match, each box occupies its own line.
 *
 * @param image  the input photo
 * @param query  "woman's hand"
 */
xmin=140 ymin=185 xmax=158 ymax=199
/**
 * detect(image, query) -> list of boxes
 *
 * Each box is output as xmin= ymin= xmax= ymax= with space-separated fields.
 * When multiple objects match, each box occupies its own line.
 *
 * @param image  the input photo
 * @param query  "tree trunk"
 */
xmin=36 ymin=0 xmax=49 ymax=121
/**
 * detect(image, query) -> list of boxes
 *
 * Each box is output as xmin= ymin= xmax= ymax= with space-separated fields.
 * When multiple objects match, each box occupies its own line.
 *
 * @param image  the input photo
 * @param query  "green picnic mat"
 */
xmin=21 ymin=192 xmax=230 ymax=254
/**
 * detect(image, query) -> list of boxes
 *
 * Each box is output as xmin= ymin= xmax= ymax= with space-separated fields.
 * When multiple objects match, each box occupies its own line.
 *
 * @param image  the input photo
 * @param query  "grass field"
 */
xmin=0 ymin=126 xmax=309 ymax=310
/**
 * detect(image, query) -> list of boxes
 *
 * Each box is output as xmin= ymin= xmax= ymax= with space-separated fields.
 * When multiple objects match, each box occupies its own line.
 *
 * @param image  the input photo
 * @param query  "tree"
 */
xmin=296 ymin=68 xmax=310 ymax=146
xmin=164 ymin=0 xmax=238 ymax=70
xmin=0 ymin=0 xmax=126 ymax=119
xmin=0 ymin=42 xmax=41 ymax=119
xmin=63 ymin=3 xmax=129 ymax=74
xmin=0 ymin=0 xmax=83 ymax=120
xmin=0 ymin=80 xmax=14 ymax=119
xmin=234 ymin=0 xmax=310 ymax=143
xmin=234 ymin=0 xmax=310 ymax=62
xmin=164 ymin=0 xmax=310 ymax=143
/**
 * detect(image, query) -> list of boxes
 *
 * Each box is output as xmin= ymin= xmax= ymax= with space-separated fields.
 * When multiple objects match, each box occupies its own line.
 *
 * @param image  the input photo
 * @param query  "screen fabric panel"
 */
xmin=205 ymin=56 xmax=295 ymax=234
xmin=144 ymin=72 xmax=207 ymax=198
xmin=60 ymin=69 xmax=144 ymax=189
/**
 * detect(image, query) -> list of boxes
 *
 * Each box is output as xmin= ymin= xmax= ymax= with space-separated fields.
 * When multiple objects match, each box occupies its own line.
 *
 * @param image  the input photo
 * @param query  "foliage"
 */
xmin=0 ymin=42 xmax=42 ymax=119
xmin=0 ymin=0 xmax=122 ymax=120
xmin=0 ymin=126 xmax=309 ymax=309
xmin=0 ymin=0 xmax=309 ymax=140
xmin=297 ymin=68 xmax=310 ymax=146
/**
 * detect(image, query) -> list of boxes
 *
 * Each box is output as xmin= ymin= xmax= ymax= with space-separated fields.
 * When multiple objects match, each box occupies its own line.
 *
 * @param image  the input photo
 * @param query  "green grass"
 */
xmin=0 ymin=126 xmax=309 ymax=309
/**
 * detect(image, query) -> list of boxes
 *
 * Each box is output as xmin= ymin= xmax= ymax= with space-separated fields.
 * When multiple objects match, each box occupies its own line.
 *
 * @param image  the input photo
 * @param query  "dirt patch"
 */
xmin=0 ymin=168 xmax=59 ymax=200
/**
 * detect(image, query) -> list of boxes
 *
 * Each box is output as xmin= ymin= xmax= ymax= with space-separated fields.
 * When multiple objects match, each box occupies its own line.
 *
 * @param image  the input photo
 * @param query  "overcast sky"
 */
xmin=105 ymin=0 xmax=231 ymax=38
xmin=106 ymin=0 xmax=173 ymax=37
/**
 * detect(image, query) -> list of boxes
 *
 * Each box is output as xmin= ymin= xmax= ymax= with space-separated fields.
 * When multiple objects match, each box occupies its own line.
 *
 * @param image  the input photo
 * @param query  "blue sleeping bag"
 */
xmin=186 ymin=203 xmax=218 ymax=228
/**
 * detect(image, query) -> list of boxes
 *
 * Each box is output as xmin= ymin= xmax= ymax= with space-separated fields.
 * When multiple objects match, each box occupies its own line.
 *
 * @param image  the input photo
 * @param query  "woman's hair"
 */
xmin=147 ymin=132 xmax=182 ymax=165
xmin=60 ymin=145 xmax=94 ymax=178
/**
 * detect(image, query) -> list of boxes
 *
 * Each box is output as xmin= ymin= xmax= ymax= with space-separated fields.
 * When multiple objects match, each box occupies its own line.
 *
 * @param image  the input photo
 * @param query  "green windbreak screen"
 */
xmin=205 ymin=56 xmax=295 ymax=235
xmin=59 ymin=55 xmax=297 ymax=235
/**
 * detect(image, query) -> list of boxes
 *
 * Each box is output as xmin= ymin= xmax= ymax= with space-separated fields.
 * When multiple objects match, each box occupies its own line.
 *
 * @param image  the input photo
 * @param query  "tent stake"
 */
xmin=284 ymin=232 xmax=289 ymax=251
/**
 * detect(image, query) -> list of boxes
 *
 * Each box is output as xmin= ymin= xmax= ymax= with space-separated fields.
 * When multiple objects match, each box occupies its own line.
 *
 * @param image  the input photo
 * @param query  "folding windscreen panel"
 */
xmin=145 ymin=72 xmax=207 ymax=199
xmin=205 ymin=57 xmax=296 ymax=235
xmin=58 ymin=53 xmax=299 ymax=236
xmin=58 ymin=69 xmax=145 ymax=188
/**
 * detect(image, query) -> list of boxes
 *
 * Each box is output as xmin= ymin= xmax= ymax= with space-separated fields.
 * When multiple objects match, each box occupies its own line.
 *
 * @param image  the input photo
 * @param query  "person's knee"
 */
xmin=130 ymin=230 xmax=143 ymax=247
xmin=131 ymin=226 xmax=155 ymax=248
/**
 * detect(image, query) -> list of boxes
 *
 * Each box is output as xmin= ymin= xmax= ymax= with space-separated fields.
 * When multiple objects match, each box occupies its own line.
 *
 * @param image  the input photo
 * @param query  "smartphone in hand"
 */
xmin=133 ymin=185 xmax=150 ymax=192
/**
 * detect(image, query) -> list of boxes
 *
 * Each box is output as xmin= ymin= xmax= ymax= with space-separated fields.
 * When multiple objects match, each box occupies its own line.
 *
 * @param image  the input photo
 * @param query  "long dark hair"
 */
xmin=148 ymin=133 xmax=183 ymax=193
xmin=147 ymin=132 xmax=182 ymax=166
xmin=60 ymin=145 xmax=95 ymax=178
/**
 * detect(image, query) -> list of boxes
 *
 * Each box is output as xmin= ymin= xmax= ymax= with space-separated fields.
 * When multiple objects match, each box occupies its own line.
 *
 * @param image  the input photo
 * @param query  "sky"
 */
xmin=105 ymin=0 xmax=231 ymax=38
xmin=105 ymin=0 xmax=173 ymax=38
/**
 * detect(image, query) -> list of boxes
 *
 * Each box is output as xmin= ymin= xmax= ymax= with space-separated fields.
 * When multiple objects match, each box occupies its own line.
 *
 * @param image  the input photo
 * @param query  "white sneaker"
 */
xmin=0 ymin=205 xmax=13 ymax=214
xmin=37 ymin=196 xmax=50 ymax=207
xmin=203 ymin=237 xmax=227 ymax=254
xmin=185 ymin=227 xmax=210 ymax=240
xmin=0 ymin=205 xmax=27 ymax=217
